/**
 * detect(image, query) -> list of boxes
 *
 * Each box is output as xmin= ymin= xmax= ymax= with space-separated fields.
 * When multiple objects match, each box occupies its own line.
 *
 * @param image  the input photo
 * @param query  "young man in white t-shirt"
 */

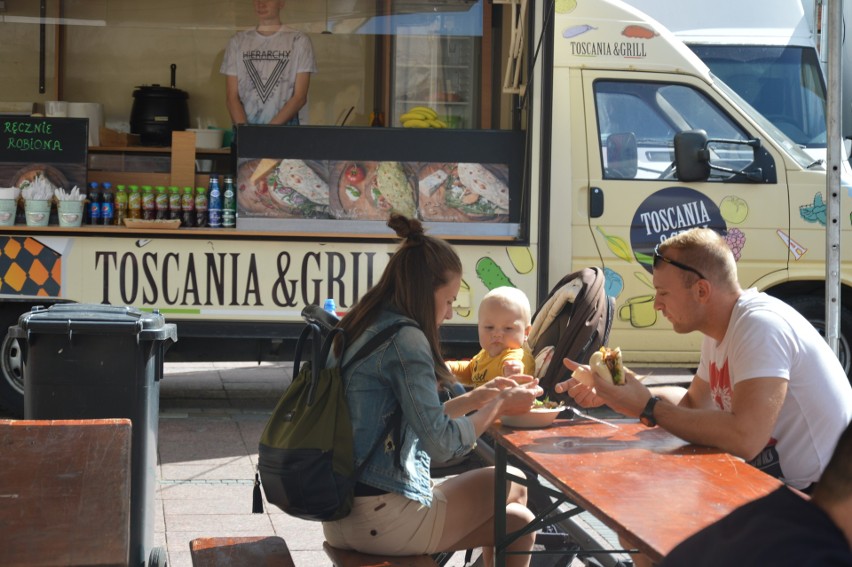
xmin=220 ymin=0 xmax=317 ymax=126
xmin=557 ymin=227 xmax=852 ymax=492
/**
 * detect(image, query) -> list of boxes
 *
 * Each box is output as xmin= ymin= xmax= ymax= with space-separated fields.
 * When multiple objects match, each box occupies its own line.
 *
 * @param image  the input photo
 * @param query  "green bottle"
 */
xmin=115 ymin=185 xmax=128 ymax=226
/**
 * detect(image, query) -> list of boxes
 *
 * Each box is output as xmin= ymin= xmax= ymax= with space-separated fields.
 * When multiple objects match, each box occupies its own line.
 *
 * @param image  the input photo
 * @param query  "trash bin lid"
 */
xmin=9 ymin=304 xmax=178 ymax=341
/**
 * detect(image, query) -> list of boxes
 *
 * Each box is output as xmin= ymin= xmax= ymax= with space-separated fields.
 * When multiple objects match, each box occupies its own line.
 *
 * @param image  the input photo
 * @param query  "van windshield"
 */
xmin=713 ymin=79 xmax=817 ymax=169
xmin=688 ymin=45 xmax=827 ymax=149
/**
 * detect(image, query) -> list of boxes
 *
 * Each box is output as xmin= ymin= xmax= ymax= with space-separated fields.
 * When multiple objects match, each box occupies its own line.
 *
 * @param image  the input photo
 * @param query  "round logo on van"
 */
xmin=631 ymin=187 xmax=727 ymax=273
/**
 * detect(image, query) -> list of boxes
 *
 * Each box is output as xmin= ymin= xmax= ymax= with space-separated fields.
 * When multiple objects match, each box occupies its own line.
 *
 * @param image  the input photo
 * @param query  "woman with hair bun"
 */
xmin=322 ymin=213 xmax=540 ymax=566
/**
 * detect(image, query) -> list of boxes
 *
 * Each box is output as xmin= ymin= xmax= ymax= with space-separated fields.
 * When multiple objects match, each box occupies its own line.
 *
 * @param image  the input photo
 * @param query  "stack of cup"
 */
xmin=24 ymin=199 xmax=51 ymax=226
xmin=0 ymin=187 xmax=20 ymax=226
xmin=55 ymin=186 xmax=86 ymax=227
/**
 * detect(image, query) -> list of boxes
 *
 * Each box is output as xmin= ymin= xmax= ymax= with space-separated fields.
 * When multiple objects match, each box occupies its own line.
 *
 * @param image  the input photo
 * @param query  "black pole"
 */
xmin=39 ymin=0 xmax=46 ymax=93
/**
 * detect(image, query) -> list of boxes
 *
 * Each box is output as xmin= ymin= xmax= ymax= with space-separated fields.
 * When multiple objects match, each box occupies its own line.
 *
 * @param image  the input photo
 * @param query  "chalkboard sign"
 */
xmin=0 ymin=115 xmax=88 ymax=192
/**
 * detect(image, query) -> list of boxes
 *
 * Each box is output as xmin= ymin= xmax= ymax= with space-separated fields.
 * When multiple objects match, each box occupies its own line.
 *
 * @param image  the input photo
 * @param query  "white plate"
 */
xmin=500 ymin=407 xmax=563 ymax=428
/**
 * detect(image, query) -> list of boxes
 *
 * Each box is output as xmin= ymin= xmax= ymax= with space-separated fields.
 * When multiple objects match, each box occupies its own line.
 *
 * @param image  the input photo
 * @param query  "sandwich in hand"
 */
xmin=588 ymin=346 xmax=625 ymax=385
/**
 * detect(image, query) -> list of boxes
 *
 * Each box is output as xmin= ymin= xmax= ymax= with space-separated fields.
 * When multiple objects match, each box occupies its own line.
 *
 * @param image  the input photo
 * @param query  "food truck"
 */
xmin=1 ymin=0 xmax=850 ymax=415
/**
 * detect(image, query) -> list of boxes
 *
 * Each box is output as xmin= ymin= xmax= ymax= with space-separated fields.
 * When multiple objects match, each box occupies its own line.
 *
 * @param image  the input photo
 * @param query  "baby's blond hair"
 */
xmin=480 ymin=286 xmax=532 ymax=326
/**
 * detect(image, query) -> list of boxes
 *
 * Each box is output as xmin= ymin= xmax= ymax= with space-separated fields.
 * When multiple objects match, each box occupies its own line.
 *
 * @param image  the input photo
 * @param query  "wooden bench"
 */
xmin=190 ymin=536 xmax=295 ymax=567
xmin=323 ymin=541 xmax=438 ymax=567
xmin=0 ymin=418 xmax=132 ymax=567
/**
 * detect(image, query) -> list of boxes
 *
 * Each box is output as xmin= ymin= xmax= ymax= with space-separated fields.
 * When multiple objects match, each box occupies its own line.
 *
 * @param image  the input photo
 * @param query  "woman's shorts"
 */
xmin=322 ymin=483 xmax=448 ymax=556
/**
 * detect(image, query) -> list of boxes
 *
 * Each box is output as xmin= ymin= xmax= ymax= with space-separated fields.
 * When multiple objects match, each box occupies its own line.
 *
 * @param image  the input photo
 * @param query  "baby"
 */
xmin=447 ymin=286 xmax=535 ymax=387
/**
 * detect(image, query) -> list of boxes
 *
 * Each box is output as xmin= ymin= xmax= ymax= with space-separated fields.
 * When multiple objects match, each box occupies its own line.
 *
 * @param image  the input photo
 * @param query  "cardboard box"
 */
xmin=99 ymin=128 xmax=141 ymax=147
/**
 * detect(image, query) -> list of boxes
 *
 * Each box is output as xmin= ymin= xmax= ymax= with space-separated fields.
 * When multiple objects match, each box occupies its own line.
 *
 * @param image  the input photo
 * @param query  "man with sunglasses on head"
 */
xmin=557 ymin=227 xmax=852 ymax=493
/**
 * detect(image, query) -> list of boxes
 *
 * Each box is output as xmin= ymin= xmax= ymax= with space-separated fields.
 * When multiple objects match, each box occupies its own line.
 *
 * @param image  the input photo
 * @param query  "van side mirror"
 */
xmin=674 ymin=130 xmax=711 ymax=182
xmin=675 ymin=130 xmax=764 ymax=183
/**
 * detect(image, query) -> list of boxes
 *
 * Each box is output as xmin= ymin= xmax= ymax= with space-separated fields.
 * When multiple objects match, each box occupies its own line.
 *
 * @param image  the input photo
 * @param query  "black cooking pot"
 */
xmin=130 ymin=64 xmax=190 ymax=146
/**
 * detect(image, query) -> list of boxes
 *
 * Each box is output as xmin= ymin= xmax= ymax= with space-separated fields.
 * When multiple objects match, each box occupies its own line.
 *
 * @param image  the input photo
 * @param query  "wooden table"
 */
xmin=491 ymin=418 xmax=783 ymax=566
xmin=0 ymin=419 xmax=132 ymax=567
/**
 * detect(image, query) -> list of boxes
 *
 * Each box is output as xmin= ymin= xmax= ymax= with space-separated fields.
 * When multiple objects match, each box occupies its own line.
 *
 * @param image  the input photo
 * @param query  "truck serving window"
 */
xmin=595 ymin=80 xmax=751 ymax=181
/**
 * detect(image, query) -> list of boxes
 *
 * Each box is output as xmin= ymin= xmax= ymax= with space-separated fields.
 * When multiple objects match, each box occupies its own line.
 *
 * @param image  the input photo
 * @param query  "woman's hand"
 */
xmin=502 ymin=359 xmax=524 ymax=377
xmin=497 ymin=379 xmax=544 ymax=415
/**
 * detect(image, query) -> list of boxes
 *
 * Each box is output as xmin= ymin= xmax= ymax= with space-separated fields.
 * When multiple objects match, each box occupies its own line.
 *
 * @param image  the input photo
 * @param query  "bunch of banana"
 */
xmin=401 ymin=106 xmax=448 ymax=128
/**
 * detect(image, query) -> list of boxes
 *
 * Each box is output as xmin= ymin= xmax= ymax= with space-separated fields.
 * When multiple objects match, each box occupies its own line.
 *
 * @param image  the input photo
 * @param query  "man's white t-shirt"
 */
xmin=220 ymin=26 xmax=317 ymax=125
xmin=697 ymin=288 xmax=852 ymax=489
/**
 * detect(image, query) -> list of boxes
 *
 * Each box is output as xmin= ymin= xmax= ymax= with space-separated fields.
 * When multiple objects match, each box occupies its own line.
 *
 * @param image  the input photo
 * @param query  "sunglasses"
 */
xmin=653 ymin=244 xmax=707 ymax=280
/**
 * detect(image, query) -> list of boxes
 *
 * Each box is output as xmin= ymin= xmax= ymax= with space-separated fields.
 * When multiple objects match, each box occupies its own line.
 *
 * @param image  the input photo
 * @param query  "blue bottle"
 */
xmin=87 ymin=182 xmax=101 ymax=225
xmin=208 ymin=175 xmax=222 ymax=228
xmin=323 ymin=298 xmax=336 ymax=315
xmin=100 ymin=182 xmax=114 ymax=226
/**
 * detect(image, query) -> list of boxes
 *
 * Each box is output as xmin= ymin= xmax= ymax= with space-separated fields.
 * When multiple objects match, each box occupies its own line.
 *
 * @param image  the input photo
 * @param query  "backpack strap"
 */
xmin=341 ymin=321 xmax=417 ymax=372
xmin=342 ymin=320 xmax=418 ymax=483
xmin=292 ymin=322 xmax=322 ymax=384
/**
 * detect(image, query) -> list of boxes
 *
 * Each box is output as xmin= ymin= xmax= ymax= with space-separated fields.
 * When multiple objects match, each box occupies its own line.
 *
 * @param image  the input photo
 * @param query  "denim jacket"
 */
xmin=335 ymin=306 xmax=477 ymax=507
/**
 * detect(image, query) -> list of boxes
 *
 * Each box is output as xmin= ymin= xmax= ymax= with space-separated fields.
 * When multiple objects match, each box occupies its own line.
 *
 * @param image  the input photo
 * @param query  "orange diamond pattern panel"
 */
xmin=0 ymin=237 xmax=62 ymax=296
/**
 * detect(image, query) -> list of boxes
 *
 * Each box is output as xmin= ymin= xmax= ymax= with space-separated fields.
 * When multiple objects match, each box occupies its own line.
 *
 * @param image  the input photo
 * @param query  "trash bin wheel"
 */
xmin=148 ymin=546 xmax=168 ymax=567
xmin=0 ymin=331 xmax=25 ymax=417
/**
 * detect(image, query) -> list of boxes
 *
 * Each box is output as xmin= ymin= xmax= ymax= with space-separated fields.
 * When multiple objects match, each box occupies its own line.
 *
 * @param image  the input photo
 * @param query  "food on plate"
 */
xmin=239 ymin=159 xmax=329 ymax=218
xmin=588 ymin=346 xmax=625 ymax=385
xmin=332 ymin=161 xmax=417 ymax=220
xmin=501 ymin=399 xmax=564 ymax=428
xmin=532 ymin=397 xmax=564 ymax=410
xmin=418 ymin=163 xmax=510 ymax=222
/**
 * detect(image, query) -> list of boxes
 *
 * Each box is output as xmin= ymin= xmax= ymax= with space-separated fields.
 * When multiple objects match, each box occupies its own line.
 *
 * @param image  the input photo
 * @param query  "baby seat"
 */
xmin=527 ymin=266 xmax=614 ymax=403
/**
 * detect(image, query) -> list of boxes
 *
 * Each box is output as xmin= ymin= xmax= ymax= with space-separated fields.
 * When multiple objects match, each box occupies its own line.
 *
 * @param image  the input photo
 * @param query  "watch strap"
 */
xmin=640 ymin=395 xmax=661 ymax=427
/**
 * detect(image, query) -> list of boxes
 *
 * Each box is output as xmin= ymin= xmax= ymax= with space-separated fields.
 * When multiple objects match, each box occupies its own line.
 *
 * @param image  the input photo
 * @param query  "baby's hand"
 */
xmin=503 ymin=359 xmax=524 ymax=377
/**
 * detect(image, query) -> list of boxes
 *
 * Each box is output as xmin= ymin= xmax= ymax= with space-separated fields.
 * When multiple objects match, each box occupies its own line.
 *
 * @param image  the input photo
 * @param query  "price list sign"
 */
xmin=0 ymin=115 xmax=88 ymax=191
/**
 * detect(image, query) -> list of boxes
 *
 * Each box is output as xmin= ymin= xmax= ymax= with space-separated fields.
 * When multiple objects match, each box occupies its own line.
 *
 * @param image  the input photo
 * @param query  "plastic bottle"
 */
xmin=128 ymin=185 xmax=141 ymax=220
xmin=222 ymin=175 xmax=236 ymax=228
xmin=195 ymin=186 xmax=208 ymax=228
xmin=168 ymin=186 xmax=181 ymax=221
xmin=154 ymin=186 xmax=169 ymax=220
xmin=370 ymin=109 xmax=385 ymax=127
xmin=208 ymin=175 xmax=222 ymax=228
xmin=87 ymin=182 xmax=101 ymax=225
xmin=141 ymin=186 xmax=156 ymax=220
xmin=323 ymin=298 xmax=337 ymax=316
xmin=100 ymin=186 xmax=114 ymax=226
xmin=181 ymin=186 xmax=195 ymax=228
xmin=115 ymin=185 xmax=128 ymax=226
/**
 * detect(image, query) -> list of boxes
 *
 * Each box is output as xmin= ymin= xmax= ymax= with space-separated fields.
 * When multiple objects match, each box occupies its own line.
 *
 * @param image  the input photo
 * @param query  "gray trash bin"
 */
xmin=11 ymin=304 xmax=177 ymax=567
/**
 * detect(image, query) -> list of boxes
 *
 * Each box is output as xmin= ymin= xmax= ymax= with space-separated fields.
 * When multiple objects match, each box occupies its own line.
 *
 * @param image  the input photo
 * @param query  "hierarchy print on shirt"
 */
xmin=244 ymin=49 xmax=290 ymax=105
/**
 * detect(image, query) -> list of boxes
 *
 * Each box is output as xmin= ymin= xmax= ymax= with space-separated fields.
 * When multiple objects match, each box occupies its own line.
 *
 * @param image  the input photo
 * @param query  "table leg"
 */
xmin=494 ymin=442 xmax=508 ymax=567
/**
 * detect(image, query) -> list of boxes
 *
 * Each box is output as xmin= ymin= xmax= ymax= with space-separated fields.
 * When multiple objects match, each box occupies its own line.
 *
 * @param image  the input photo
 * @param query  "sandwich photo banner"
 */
xmin=237 ymin=159 xmax=509 ymax=223
xmin=233 ymin=125 xmax=523 ymax=235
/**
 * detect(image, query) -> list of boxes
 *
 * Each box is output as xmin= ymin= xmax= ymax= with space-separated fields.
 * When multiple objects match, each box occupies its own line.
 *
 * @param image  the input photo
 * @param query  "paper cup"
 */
xmin=46 ymin=101 xmax=69 ymax=117
xmin=0 ymin=199 xmax=17 ymax=226
xmin=25 ymin=200 xmax=51 ymax=227
xmin=58 ymin=200 xmax=84 ymax=227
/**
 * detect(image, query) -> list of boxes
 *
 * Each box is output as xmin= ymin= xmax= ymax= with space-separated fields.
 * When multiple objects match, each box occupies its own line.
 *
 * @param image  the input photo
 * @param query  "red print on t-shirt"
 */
xmin=709 ymin=360 xmax=733 ymax=411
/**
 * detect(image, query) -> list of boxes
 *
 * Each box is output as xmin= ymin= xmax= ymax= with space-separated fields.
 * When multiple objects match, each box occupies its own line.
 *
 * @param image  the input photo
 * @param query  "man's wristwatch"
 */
xmin=639 ymin=396 xmax=661 ymax=427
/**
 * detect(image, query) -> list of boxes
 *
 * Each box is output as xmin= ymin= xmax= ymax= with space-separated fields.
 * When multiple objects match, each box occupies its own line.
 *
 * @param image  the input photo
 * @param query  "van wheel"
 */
xmin=785 ymin=296 xmax=851 ymax=381
xmin=0 ymin=331 xmax=25 ymax=417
